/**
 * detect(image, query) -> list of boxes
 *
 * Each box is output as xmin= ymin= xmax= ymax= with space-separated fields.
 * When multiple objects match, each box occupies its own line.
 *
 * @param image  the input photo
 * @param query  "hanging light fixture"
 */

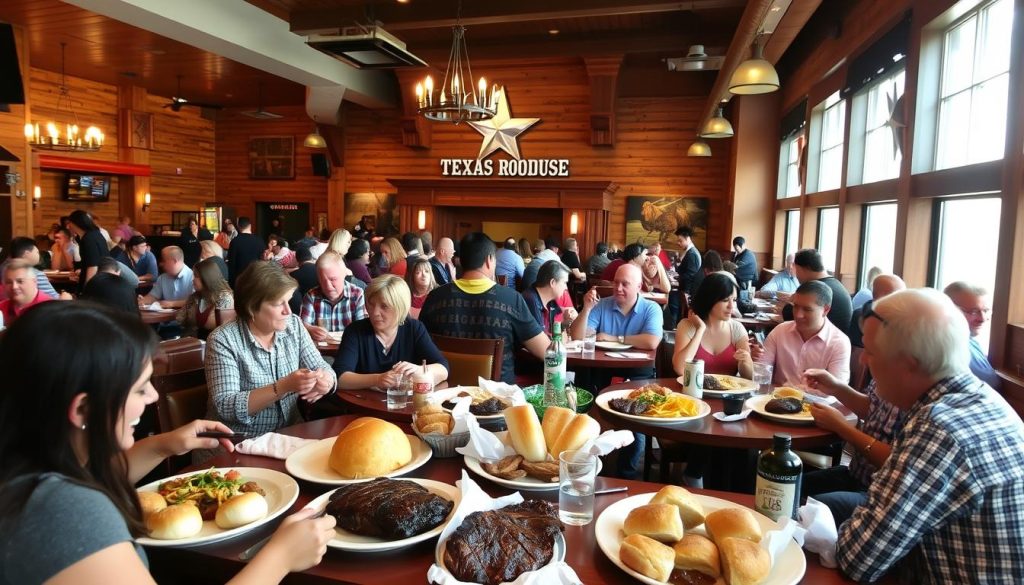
xmin=414 ymin=1 xmax=495 ymax=124
xmin=700 ymin=106 xmax=734 ymax=138
xmin=687 ymin=139 xmax=712 ymax=157
xmin=303 ymin=116 xmax=327 ymax=149
xmin=24 ymin=42 xmax=104 ymax=152
xmin=729 ymin=35 xmax=780 ymax=95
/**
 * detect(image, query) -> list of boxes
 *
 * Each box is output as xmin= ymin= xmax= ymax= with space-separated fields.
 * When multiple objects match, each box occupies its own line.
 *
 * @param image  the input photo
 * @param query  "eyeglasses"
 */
xmin=957 ymin=306 xmax=991 ymax=319
xmin=859 ymin=303 xmax=888 ymax=328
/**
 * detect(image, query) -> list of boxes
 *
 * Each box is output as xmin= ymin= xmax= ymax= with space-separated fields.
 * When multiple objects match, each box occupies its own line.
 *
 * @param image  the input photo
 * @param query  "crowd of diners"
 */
xmin=0 ymin=210 xmax=1021 ymax=584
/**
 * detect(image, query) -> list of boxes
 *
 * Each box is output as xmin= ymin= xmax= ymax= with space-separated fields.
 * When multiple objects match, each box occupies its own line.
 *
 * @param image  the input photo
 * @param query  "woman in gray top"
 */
xmin=0 ymin=302 xmax=336 ymax=585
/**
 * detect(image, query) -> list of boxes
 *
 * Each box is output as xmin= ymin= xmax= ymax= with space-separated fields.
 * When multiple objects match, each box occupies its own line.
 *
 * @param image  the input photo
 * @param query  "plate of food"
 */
xmin=596 ymin=384 xmax=711 ymax=426
xmin=746 ymin=387 xmax=814 ymax=424
xmin=136 ymin=467 xmax=299 ymax=547
xmin=285 ymin=417 xmax=432 ymax=485
xmin=595 ymin=341 xmax=633 ymax=350
xmin=595 ymin=487 xmax=806 ymax=585
xmin=306 ymin=478 xmax=459 ymax=552
xmin=441 ymin=386 xmax=511 ymax=421
xmin=434 ymin=500 xmax=566 ymax=584
xmin=679 ymin=373 xmax=758 ymax=397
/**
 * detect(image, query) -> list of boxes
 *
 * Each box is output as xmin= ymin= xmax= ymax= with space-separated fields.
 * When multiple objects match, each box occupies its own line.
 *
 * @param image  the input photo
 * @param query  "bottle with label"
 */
xmin=755 ymin=433 xmax=803 ymax=522
xmin=682 ymin=359 xmax=704 ymax=398
xmin=412 ymin=360 xmax=434 ymax=408
xmin=543 ymin=322 xmax=568 ymax=408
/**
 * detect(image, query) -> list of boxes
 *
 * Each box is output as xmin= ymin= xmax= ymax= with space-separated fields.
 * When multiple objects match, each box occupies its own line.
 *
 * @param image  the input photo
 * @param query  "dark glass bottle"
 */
xmin=755 ymin=433 xmax=803 ymax=522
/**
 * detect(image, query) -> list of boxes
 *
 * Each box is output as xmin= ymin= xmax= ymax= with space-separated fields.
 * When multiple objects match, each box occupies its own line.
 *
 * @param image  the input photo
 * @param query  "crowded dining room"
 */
xmin=1 ymin=0 xmax=1023 ymax=583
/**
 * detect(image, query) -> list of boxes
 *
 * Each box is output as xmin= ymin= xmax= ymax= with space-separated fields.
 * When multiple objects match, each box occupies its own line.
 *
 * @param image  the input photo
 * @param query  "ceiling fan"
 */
xmin=162 ymin=76 xmax=223 ymax=112
xmin=665 ymin=45 xmax=725 ymax=72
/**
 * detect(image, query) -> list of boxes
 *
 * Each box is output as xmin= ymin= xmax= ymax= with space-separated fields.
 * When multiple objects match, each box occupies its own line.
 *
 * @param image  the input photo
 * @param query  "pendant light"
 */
xmin=687 ymin=139 xmax=712 ymax=157
xmin=303 ymin=116 xmax=327 ymax=149
xmin=700 ymin=106 xmax=734 ymax=139
xmin=729 ymin=37 xmax=780 ymax=95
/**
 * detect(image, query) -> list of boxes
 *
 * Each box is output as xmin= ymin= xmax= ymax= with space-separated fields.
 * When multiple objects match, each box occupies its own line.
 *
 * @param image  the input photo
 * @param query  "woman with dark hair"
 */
xmin=0 ymin=302 xmax=335 ymax=584
xmin=516 ymin=238 xmax=534 ymax=264
xmin=404 ymin=256 xmax=437 ymax=319
xmin=672 ymin=272 xmax=753 ymax=379
xmin=344 ymin=238 xmax=373 ymax=285
xmin=179 ymin=218 xmax=213 ymax=268
xmin=67 ymin=209 xmax=110 ymax=286
xmin=177 ymin=257 xmax=234 ymax=339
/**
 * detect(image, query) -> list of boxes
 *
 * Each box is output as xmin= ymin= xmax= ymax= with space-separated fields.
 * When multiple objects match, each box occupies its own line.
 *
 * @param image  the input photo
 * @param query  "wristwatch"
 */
xmin=617 ymin=335 xmax=625 ymax=344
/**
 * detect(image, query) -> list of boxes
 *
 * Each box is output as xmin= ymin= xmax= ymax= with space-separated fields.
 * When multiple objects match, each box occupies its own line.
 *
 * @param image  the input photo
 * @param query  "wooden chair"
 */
xmin=215 ymin=307 xmax=237 ymax=326
xmin=594 ymin=285 xmax=615 ymax=298
xmin=150 ymin=369 xmax=209 ymax=473
xmin=152 ymin=337 xmax=205 ymax=375
xmin=431 ymin=335 xmax=504 ymax=386
xmin=849 ymin=346 xmax=869 ymax=391
xmin=496 ymin=274 xmax=508 ymax=287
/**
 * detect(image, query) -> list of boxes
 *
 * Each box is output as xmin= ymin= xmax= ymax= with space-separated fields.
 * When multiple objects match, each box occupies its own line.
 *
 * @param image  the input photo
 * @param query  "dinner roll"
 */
xmin=146 ymin=503 xmax=203 ymax=540
xmin=623 ymin=503 xmax=684 ymax=543
xmin=704 ymin=508 xmax=763 ymax=545
xmin=329 ymin=417 xmax=413 ymax=479
xmin=620 ymin=534 xmax=675 ymax=583
xmin=673 ymin=534 xmax=721 ymax=578
xmin=215 ymin=492 xmax=268 ymax=529
xmin=137 ymin=490 xmax=167 ymax=518
xmin=504 ymin=405 xmax=547 ymax=462
xmin=650 ymin=485 xmax=706 ymax=529
xmin=541 ymin=406 xmax=575 ymax=448
xmin=719 ymin=537 xmax=771 ymax=585
xmin=548 ymin=414 xmax=600 ymax=459
xmin=773 ymin=386 xmax=804 ymax=400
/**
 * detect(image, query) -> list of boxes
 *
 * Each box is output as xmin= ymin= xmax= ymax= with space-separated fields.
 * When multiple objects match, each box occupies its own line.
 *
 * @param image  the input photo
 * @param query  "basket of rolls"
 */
xmin=412 ymin=404 xmax=470 ymax=458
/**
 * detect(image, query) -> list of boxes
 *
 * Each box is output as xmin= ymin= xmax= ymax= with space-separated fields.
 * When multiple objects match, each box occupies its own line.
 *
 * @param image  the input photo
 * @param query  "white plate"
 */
xmin=595 ymin=341 xmax=632 ymax=350
xmin=136 ymin=467 xmax=299 ymax=548
xmin=746 ymin=394 xmax=814 ymax=424
xmin=676 ymin=374 xmax=758 ymax=397
xmin=441 ymin=386 xmax=508 ymax=422
xmin=462 ymin=432 xmax=603 ymax=491
xmin=435 ymin=526 xmax=566 ymax=582
xmin=596 ymin=389 xmax=711 ymax=426
xmin=326 ymin=331 xmax=344 ymax=342
xmin=595 ymin=493 xmax=806 ymax=585
xmin=285 ymin=435 xmax=432 ymax=485
xmin=305 ymin=478 xmax=459 ymax=552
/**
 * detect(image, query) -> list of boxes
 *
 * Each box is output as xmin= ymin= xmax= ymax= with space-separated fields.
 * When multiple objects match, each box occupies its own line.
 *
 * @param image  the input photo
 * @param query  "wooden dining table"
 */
xmin=522 ymin=347 xmax=657 ymax=370
xmin=145 ymin=414 xmax=870 ymax=585
xmin=140 ymin=308 xmax=178 ymax=324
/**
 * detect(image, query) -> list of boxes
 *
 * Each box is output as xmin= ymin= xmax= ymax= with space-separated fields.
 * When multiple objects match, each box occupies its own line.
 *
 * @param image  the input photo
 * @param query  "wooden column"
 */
xmin=584 ymin=56 xmax=623 ymax=147
xmin=395 ymin=69 xmax=433 ymax=150
xmin=117 ymin=84 xmax=151 ymax=233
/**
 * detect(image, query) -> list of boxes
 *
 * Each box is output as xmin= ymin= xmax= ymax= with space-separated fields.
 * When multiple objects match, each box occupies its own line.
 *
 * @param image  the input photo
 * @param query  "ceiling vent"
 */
xmin=306 ymin=25 xmax=427 ymax=69
xmin=666 ymin=45 xmax=725 ymax=72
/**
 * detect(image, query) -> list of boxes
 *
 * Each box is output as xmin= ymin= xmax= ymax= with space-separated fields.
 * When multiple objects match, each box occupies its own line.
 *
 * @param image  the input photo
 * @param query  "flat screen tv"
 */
xmin=64 ymin=173 xmax=111 ymax=202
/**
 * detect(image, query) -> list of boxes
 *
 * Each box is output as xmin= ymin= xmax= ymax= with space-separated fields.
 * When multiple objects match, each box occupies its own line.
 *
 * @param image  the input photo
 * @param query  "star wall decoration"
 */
xmin=467 ymin=87 xmax=540 ymax=161
xmin=885 ymin=82 xmax=906 ymax=159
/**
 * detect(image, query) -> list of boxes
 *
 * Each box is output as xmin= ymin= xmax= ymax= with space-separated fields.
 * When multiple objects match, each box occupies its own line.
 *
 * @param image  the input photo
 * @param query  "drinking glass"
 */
xmin=558 ymin=450 xmax=598 ymax=526
xmin=753 ymin=363 xmax=774 ymax=395
xmin=317 ymin=317 xmax=332 ymax=332
xmin=582 ymin=328 xmax=597 ymax=358
xmin=387 ymin=380 xmax=408 ymax=410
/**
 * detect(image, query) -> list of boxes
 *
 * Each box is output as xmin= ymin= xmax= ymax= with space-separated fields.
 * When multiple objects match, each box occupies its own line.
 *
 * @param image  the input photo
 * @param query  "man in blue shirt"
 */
xmin=139 ymin=246 xmax=193 ymax=308
xmin=944 ymin=281 xmax=1002 ymax=390
xmin=757 ymin=253 xmax=800 ymax=299
xmin=731 ymin=236 xmax=758 ymax=289
xmin=494 ymin=237 xmax=525 ymax=288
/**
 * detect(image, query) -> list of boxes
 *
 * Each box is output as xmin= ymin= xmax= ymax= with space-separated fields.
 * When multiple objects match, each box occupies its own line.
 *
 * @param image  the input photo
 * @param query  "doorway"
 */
xmin=255 ymin=202 xmax=310 ymax=244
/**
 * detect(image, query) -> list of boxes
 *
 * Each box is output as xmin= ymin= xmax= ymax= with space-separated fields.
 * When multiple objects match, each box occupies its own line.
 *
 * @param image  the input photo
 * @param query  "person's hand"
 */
xmin=300 ymin=369 xmax=334 ymax=403
xmin=162 ymin=419 xmax=236 ymax=456
xmin=595 ymin=332 xmax=618 ymax=342
xmin=687 ymin=312 xmax=705 ymax=332
xmin=391 ymin=361 xmax=420 ymax=377
xmin=307 ymin=326 xmax=329 ymax=342
xmin=809 ymin=403 xmax=852 ymax=433
xmin=803 ymin=368 xmax=841 ymax=395
xmin=377 ymin=370 xmax=403 ymax=389
xmin=749 ymin=340 xmax=765 ymax=362
xmin=58 ymin=291 xmax=74 ymax=301
xmin=159 ymin=300 xmax=175 ymax=309
xmin=563 ymin=306 xmax=579 ymax=322
xmin=775 ymin=291 xmax=792 ymax=303
xmin=281 ymin=368 xmax=318 ymax=395
xmin=582 ymin=287 xmax=600 ymax=310
xmin=733 ymin=347 xmax=752 ymax=365
xmin=262 ymin=249 xmax=274 ymax=261
xmin=260 ymin=508 xmax=337 ymax=573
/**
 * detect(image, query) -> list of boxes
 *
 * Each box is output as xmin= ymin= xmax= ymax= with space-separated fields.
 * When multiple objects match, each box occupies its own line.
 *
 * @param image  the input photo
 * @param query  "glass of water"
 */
xmin=582 ymin=327 xmax=597 ymax=358
xmin=558 ymin=450 xmax=598 ymax=526
xmin=387 ymin=375 xmax=408 ymax=410
xmin=753 ymin=362 xmax=774 ymax=395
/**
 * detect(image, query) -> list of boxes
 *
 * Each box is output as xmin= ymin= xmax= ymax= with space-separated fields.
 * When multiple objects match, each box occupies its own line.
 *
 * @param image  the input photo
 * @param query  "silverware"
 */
xmin=594 ymin=486 xmax=628 ymax=496
xmin=238 ymin=508 xmax=328 ymax=561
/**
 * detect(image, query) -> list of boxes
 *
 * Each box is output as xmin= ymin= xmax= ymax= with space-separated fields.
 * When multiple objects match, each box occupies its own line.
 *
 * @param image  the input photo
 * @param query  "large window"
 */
xmin=862 ymin=69 xmax=906 ymax=183
xmin=817 ymin=207 xmax=841 ymax=273
xmin=816 ymin=92 xmax=846 ymax=191
xmin=860 ymin=203 xmax=898 ymax=288
xmin=784 ymin=209 xmax=801 ymax=260
xmin=935 ymin=0 xmax=1013 ymax=170
xmin=778 ymin=134 xmax=803 ymax=199
xmin=933 ymin=196 xmax=1001 ymax=295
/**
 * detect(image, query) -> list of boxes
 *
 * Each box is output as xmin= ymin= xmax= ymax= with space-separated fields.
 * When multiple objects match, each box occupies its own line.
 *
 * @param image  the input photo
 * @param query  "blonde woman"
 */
xmin=332 ymin=275 xmax=448 ymax=390
xmin=177 ymin=257 xmax=234 ymax=339
xmin=404 ymin=256 xmax=437 ymax=319
xmin=379 ymin=237 xmax=408 ymax=277
xmin=327 ymin=228 xmax=353 ymax=257
xmin=199 ymin=239 xmax=228 ymax=279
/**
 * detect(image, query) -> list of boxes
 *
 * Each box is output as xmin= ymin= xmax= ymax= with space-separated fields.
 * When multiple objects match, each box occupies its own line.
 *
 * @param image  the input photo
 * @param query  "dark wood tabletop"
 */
xmin=140 ymin=308 xmax=178 ymax=324
xmin=334 ymin=387 xmax=416 ymax=422
xmin=522 ymin=347 xmax=657 ymax=369
xmin=146 ymin=414 xmax=866 ymax=585
xmin=592 ymin=378 xmax=850 ymax=450
xmin=316 ymin=340 xmax=340 ymax=357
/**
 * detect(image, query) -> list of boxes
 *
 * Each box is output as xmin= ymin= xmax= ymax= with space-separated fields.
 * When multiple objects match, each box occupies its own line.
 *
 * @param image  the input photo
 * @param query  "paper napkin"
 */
xmin=454 ymin=415 xmax=515 ymax=463
xmin=796 ymin=498 xmax=838 ymax=568
xmin=712 ymin=409 xmax=753 ymax=422
xmin=235 ymin=433 xmax=316 ymax=459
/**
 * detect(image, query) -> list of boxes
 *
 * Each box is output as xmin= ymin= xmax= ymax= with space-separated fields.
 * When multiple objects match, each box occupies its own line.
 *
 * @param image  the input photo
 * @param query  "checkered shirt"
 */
xmin=299 ymin=282 xmax=366 ymax=331
xmin=848 ymin=379 xmax=905 ymax=487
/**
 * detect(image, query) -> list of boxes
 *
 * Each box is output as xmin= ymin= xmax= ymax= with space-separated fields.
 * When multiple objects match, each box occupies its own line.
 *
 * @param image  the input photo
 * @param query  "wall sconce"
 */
xmin=569 ymin=212 xmax=579 ymax=235
xmin=33 ymin=185 xmax=41 ymax=209
xmin=143 ymin=192 xmax=151 ymax=212
xmin=417 ymin=209 xmax=427 ymax=230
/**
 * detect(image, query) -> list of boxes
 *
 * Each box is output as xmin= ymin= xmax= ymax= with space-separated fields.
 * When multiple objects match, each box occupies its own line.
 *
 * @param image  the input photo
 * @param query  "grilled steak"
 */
xmin=702 ymin=375 xmax=725 ymax=390
xmin=444 ymin=500 xmax=562 ymax=585
xmin=609 ymin=397 xmax=650 ymax=415
xmin=470 ymin=397 xmax=506 ymax=415
xmin=765 ymin=397 xmax=804 ymax=414
xmin=325 ymin=478 xmax=453 ymax=540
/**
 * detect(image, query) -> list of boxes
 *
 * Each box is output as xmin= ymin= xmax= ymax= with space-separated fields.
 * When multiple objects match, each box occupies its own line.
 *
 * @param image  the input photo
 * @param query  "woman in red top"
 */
xmin=176 ymin=258 xmax=234 ymax=339
xmin=404 ymin=256 xmax=437 ymax=319
xmin=671 ymin=272 xmax=753 ymax=378
xmin=380 ymin=237 xmax=408 ymax=277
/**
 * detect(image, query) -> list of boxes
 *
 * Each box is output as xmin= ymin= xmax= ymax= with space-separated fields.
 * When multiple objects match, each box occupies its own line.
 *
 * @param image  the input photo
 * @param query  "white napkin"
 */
xmin=578 ymin=429 xmax=634 ymax=457
xmin=796 ymin=498 xmax=838 ymax=568
xmin=477 ymin=378 xmax=528 ymax=406
xmin=802 ymin=392 xmax=839 ymax=406
xmin=762 ymin=516 xmax=802 ymax=565
xmin=426 ymin=471 xmax=583 ymax=585
xmin=142 ymin=302 xmax=169 ymax=312
xmin=235 ymin=433 xmax=316 ymax=459
xmin=455 ymin=415 xmax=515 ymax=462
xmin=713 ymin=409 xmax=753 ymax=422
xmin=605 ymin=352 xmax=649 ymax=359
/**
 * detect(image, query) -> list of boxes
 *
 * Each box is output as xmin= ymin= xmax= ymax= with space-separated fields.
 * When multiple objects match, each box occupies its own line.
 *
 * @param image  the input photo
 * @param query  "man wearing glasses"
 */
xmin=943 ymin=281 xmax=1001 ymax=391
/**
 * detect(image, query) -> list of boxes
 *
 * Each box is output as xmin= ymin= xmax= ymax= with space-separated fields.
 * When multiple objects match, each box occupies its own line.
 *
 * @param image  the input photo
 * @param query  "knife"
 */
xmin=239 ymin=508 xmax=328 ymax=561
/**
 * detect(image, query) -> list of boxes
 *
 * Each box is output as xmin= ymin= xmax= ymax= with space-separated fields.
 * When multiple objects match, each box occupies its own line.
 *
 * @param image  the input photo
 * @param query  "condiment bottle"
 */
xmin=412 ymin=360 xmax=433 ymax=408
xmin=755 ymin=433 xmax=803 ymax=521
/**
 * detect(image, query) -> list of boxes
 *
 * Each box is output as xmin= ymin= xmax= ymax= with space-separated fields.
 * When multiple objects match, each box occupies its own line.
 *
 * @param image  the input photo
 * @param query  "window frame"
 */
xmin=784 ymin=209 xmax=802 ymax=260
xmin=847 ymin=67 xmax=907 ymax=186
xmin=927 ymin=193 xmax=1003 ymax=290
xmin=816 ymin=207 xmax=841 ymax=273
xmin=858 ymin=202 xmax=899 ymax=289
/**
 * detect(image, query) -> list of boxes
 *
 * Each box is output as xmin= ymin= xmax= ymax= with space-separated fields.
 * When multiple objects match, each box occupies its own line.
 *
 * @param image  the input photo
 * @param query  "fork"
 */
xmin=237 ymin=508 xmax=328 ymax=561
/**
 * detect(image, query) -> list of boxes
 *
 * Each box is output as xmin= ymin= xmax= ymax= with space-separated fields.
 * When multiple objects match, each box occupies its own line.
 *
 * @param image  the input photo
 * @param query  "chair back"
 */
xmin=496 ymin=274 xmax=508 ymax=287
xmin=595 ymin=286 xmax=615 ymax=298
xmin=215 ymin=307 xmax=237 ymax=326
xmin=431 ymin=334 xmax=504 ymax=385
xmin=152 ymin=337 xmax=205 ymax=375
xmin=152 ymin=369 xmax=208 ymax=433
xmin=656 ymin=331 xmax=677 ymax=378
xmin=849 ymin=346 xmax=869 ymax=391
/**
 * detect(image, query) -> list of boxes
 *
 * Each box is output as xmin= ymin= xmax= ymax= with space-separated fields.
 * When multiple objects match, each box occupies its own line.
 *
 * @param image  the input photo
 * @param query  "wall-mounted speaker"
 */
xmin=311 ymin=153 xmax=331 ymax=177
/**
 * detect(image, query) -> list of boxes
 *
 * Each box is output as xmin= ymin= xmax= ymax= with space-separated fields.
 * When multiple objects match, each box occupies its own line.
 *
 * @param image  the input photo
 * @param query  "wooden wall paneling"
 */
xmin=394 ymin=69 xmax=432 ymax=149
xmin=730 ymin=92 xmax=781 ymax=267
xmin=584 ymin=55 xmax=623 ymax=147
xmin=145 ymin=94 xmax=215 ymax=231
xmin=909 ymin=160 xmax=1003 ymax=199
xmin=0 ymin=24 xmax=32 ymax=236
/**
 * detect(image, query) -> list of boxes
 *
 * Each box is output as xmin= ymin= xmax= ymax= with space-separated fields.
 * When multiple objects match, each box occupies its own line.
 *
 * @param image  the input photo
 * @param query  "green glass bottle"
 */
xmin=543 ymin=322 xmax=567 ymax=408
xmin=755 ymin=433 xmax=803 ymax=522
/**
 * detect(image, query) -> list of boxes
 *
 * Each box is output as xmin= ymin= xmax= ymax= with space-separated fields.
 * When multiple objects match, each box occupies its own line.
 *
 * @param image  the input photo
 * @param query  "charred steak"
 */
xmin=325 ymin=478 xmax=454 ymax=540
xmin=470 ymin=397 xmax=506 ymax=416
xmin=444 ymin=500 xmax=563 ymax=585
xmin=609 ymin=398 xmax=650 ymax=415
xmin=765 ymin=397 xmax=804 ymax=414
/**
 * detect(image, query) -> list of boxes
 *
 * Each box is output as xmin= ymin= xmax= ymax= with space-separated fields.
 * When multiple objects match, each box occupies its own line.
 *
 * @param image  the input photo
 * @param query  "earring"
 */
xmin=81 ymin=424 xmax=87 ymax=430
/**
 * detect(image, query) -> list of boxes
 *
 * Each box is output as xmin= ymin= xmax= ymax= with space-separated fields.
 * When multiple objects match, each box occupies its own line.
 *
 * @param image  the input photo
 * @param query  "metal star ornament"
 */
xmin=467 ymin=87 xmax=540 ymax=161
xmin=885 ymin=82 xmax=906 ymax=159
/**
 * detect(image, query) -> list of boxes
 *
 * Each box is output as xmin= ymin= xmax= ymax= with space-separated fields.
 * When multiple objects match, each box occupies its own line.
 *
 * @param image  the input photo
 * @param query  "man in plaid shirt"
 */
xmin=300 ymin=251 xmax=366 ymax=342
xmin=837 ymin=288 xmax=1024 ymax=583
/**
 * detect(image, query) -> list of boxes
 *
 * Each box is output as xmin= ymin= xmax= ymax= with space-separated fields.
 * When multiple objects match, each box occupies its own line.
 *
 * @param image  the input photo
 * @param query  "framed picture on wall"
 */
xmin=344 ymin=193 xmax=398 ymax=236
xmin=249 ymin=136 xmax=295 ymax=179
xmin=121 ymin=110 xmax=153 ymax=150
xmin=625 ymin=196 xmax=709 ymax=252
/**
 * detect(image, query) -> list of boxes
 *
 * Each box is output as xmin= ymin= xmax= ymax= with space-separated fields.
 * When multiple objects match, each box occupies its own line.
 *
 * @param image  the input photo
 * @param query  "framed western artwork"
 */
xmin=249 ymin=136 xmax=295 ymax=179
xmin=344 ymin=193 xmax=399 ymax=236
xmin=625 ymin=196 xmax=709 ymax=252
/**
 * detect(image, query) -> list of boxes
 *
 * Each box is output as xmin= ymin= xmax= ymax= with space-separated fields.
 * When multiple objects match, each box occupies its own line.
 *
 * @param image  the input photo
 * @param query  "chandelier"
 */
xmin=414 ymin=4 xmax=495 ymax=124
xmin=24 ymin=42 xmax=104 ymax=152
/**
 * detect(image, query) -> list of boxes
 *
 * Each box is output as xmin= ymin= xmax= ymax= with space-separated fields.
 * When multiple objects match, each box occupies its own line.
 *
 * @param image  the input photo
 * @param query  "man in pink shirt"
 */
xmin=0 ymin=260 xmax=54 ymax=325
xmin=752 ymin=280 xmax=851 ymax=385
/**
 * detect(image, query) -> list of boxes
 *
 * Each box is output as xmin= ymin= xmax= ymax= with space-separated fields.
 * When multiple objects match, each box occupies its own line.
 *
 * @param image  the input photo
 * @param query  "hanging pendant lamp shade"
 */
xmin=729 ymin=42 xmax=780 ymax=95
xmin=700 ymin=107 xmax=734 ymax=138
xmin=687 ymin=140 xmax=712 ymax=157
xmin=303 ymin=127 xmax=327 ymax=148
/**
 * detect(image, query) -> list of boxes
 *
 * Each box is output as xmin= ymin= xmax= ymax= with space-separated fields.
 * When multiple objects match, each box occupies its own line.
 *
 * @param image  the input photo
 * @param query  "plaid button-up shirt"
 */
xmin=848 ymin=380 xmax=905 ymax=487
xmin=837 ymin=373 xmax=1024 ymax=583
xmin=299 ymin=283 xmax=366 ymax=332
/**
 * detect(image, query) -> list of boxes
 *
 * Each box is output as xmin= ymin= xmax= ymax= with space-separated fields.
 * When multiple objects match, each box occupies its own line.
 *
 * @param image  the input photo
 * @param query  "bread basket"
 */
xmin=411 ymin=414 xmax=470 ymax=458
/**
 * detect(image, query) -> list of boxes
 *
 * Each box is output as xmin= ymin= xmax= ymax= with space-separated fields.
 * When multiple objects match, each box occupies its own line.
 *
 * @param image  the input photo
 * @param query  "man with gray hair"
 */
xmin=429 ymin=237 xmax=456 ymax=286
xmin=836 ymin=288 xmax=1024 ymax=583
xmin=751 ymin=280 xmax=851 ymax=385
xmin=757 ymin=253 xmax=800 ymax=299
xmin=0 ymin=259 xmax=53 ymax=325
xmin=944 ymin=281 xmax=1001 ymax=390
